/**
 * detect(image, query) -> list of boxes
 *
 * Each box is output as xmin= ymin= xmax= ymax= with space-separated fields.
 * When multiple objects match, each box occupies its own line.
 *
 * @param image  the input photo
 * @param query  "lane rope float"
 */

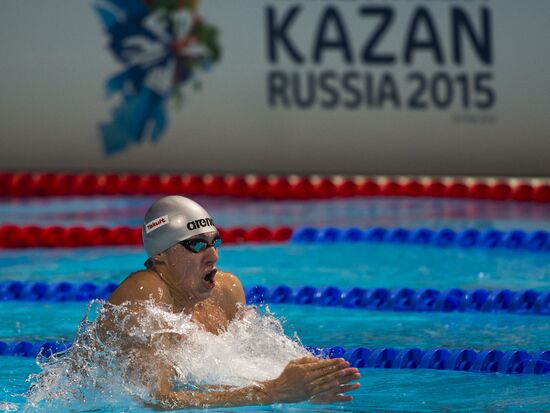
xmin=1 ymin=281 xmax=548 ymax=315
xmin=1 ymin=340 xmax=548 ymax=375
xmin=0 ymin=225 xmax=547 ymax=252
xmin=1 ymin=172 xmax=548 ymax=202
xmin=291 ymin=227 xmax=549 ymax=252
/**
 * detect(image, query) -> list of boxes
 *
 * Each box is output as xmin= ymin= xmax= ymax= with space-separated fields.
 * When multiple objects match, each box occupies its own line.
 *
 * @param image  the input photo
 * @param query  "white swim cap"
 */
xmin=142 ymin=195 xmax=217 ymax=258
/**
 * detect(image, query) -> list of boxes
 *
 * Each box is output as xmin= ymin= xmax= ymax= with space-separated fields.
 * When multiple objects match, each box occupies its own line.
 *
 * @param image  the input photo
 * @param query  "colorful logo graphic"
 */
xmin=94 ymin=0 xmax=221 ymax=155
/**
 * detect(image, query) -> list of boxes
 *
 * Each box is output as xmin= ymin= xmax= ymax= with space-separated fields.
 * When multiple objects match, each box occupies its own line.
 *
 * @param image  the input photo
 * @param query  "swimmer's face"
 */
xmin=163 ymin=231 xmax=220 ymax=300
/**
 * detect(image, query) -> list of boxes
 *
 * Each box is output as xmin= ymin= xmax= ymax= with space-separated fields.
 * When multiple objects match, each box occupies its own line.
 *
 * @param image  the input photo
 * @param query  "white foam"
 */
xmin=24 ymin=300 xmax=308 ymax=411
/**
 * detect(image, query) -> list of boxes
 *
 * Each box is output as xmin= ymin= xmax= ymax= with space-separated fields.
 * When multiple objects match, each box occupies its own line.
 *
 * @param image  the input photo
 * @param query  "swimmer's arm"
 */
xmin=150 ymin=356 xmax=360 ymax=409
xmin=151 ymin=377 xmax=273 ymax=409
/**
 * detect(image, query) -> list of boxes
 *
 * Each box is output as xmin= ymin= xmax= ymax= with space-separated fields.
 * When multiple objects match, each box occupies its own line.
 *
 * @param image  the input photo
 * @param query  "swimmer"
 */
xmin=106 ymin=195 xmax=361 ymax=409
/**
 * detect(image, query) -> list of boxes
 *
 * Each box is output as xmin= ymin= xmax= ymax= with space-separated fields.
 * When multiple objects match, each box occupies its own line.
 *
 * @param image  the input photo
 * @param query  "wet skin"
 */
xmin=105 ymin=231 xmax=361 ymax=409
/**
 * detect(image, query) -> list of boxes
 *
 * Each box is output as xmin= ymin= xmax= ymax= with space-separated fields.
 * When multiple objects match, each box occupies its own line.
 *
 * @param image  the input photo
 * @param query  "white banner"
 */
xmin=0 ymin=0 xmax=548 ymax=176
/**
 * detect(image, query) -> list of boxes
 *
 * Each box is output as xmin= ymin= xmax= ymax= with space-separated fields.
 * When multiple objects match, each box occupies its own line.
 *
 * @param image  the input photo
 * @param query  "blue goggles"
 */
xmin=180 ymin=236 xmax=222 ymax=253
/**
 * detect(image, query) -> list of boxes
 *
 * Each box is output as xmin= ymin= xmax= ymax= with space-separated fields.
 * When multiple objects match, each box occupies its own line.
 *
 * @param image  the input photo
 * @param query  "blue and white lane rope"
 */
xmin=1 ymin=340 xmax=549 ymax=375
xmin=1 ymin=281 xmax=549 ymax=316
xmin=291 ymin=227 xmax=550 ymax=252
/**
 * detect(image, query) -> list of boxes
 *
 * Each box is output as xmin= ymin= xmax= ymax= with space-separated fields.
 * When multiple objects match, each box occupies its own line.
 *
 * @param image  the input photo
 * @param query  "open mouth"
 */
xmin=203 ymin=269 xmax=217 ymax=285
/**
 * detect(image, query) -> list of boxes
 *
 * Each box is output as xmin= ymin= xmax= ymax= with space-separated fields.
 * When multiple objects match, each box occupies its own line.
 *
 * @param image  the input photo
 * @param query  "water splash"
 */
xmin=23 ymin=300 xmax=308 ymax=411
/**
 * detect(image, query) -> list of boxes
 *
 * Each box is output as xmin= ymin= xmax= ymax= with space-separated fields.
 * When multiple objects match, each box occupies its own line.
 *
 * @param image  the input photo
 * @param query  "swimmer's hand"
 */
xmin=264 ymin=356 xmax=360 ymax=404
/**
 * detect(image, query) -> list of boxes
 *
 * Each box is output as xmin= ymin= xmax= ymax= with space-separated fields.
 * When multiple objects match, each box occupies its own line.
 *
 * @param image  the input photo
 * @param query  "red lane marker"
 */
xmin=0 ymin=225 xmax=292 ymax=248
xmin=0 ymin=172 xmax=547 ymax=203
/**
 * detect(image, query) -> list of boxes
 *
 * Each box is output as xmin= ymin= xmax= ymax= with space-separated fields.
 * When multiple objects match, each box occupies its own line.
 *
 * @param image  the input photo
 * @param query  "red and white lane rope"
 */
xmin=1 ymin=172 xmax=548 ymax=202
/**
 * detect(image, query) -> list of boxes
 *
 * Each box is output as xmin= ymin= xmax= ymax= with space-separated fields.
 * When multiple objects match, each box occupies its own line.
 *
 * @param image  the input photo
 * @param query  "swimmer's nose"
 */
xmin=204 ymin=243 xmax=219 ymax=262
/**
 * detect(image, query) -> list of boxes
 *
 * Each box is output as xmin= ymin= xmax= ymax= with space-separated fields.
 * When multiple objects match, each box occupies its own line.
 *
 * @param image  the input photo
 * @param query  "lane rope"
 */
xmin=1 ymin=172 xmax=549 ymax=202
xmin=1 ymin=340 xmax=548 ymax=375
xmin=0 ymin=225 xmax=547 ymax=252
xmin=291 ymin=227 xmax=549 ymax=252
xmin=245 ymin=285 xmax=550 ymax=315
xmin=1 ymin=281 xmax=548 ymax=315
xmin=0 ymin=225 xmax=292 ymax=248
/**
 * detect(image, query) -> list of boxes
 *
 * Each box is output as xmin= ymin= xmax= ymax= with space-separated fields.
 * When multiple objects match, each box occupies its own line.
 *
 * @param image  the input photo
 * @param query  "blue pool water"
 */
xmin=1 ymin=244 xmax=547 ymax=290
xmin=0 ymin=196 xmax=548 ymax=230
xmin=0 ymin=196 xmax=549 ymax=412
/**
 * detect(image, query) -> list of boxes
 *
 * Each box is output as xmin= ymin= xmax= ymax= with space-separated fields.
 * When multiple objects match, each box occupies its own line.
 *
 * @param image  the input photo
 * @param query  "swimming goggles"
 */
xmin=179 ymin=236 xmax=222 ymax=253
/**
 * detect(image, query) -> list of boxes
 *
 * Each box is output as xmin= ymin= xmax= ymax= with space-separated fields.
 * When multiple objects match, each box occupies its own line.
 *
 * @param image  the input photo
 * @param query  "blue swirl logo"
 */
xmin=94 ymin=0 xmax=221 ymax=154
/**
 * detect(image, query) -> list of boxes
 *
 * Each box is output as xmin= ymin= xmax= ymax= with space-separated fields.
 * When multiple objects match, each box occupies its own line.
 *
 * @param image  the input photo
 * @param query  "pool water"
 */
xmin=0 ymin=197 xmax=549 ymax=412
xmin=1 ymin=196 xmax=548 ymax=230
xmin=1 ymin=244 xmax=547 ymax=290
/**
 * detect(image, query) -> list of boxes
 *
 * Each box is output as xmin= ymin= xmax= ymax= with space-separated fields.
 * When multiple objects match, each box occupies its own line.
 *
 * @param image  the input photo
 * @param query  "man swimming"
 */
xmin=106 ymin=195 xmax=361 ymax=409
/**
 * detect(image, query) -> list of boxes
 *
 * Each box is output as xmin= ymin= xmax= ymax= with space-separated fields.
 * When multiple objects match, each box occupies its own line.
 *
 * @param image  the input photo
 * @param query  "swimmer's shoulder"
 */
xmin=215 ymin=271 xmax=246 ymax=308
xmin=108 ymin=269 xmax=172 ymax=306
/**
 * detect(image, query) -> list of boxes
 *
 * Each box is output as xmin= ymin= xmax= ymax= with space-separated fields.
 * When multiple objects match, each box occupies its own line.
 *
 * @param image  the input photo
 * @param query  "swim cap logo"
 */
xmin=145 ymin=215 xmax=169 ymax=234
xmin=94 ymin=0 xmax=221 ymax=155
xmin=186 ymin=218 xmax=215 ymax=231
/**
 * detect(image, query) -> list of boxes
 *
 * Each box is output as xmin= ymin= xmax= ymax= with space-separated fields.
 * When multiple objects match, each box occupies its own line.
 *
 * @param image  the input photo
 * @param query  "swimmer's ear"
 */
xmin=151 ymin=252 xmax=166 ymax=266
